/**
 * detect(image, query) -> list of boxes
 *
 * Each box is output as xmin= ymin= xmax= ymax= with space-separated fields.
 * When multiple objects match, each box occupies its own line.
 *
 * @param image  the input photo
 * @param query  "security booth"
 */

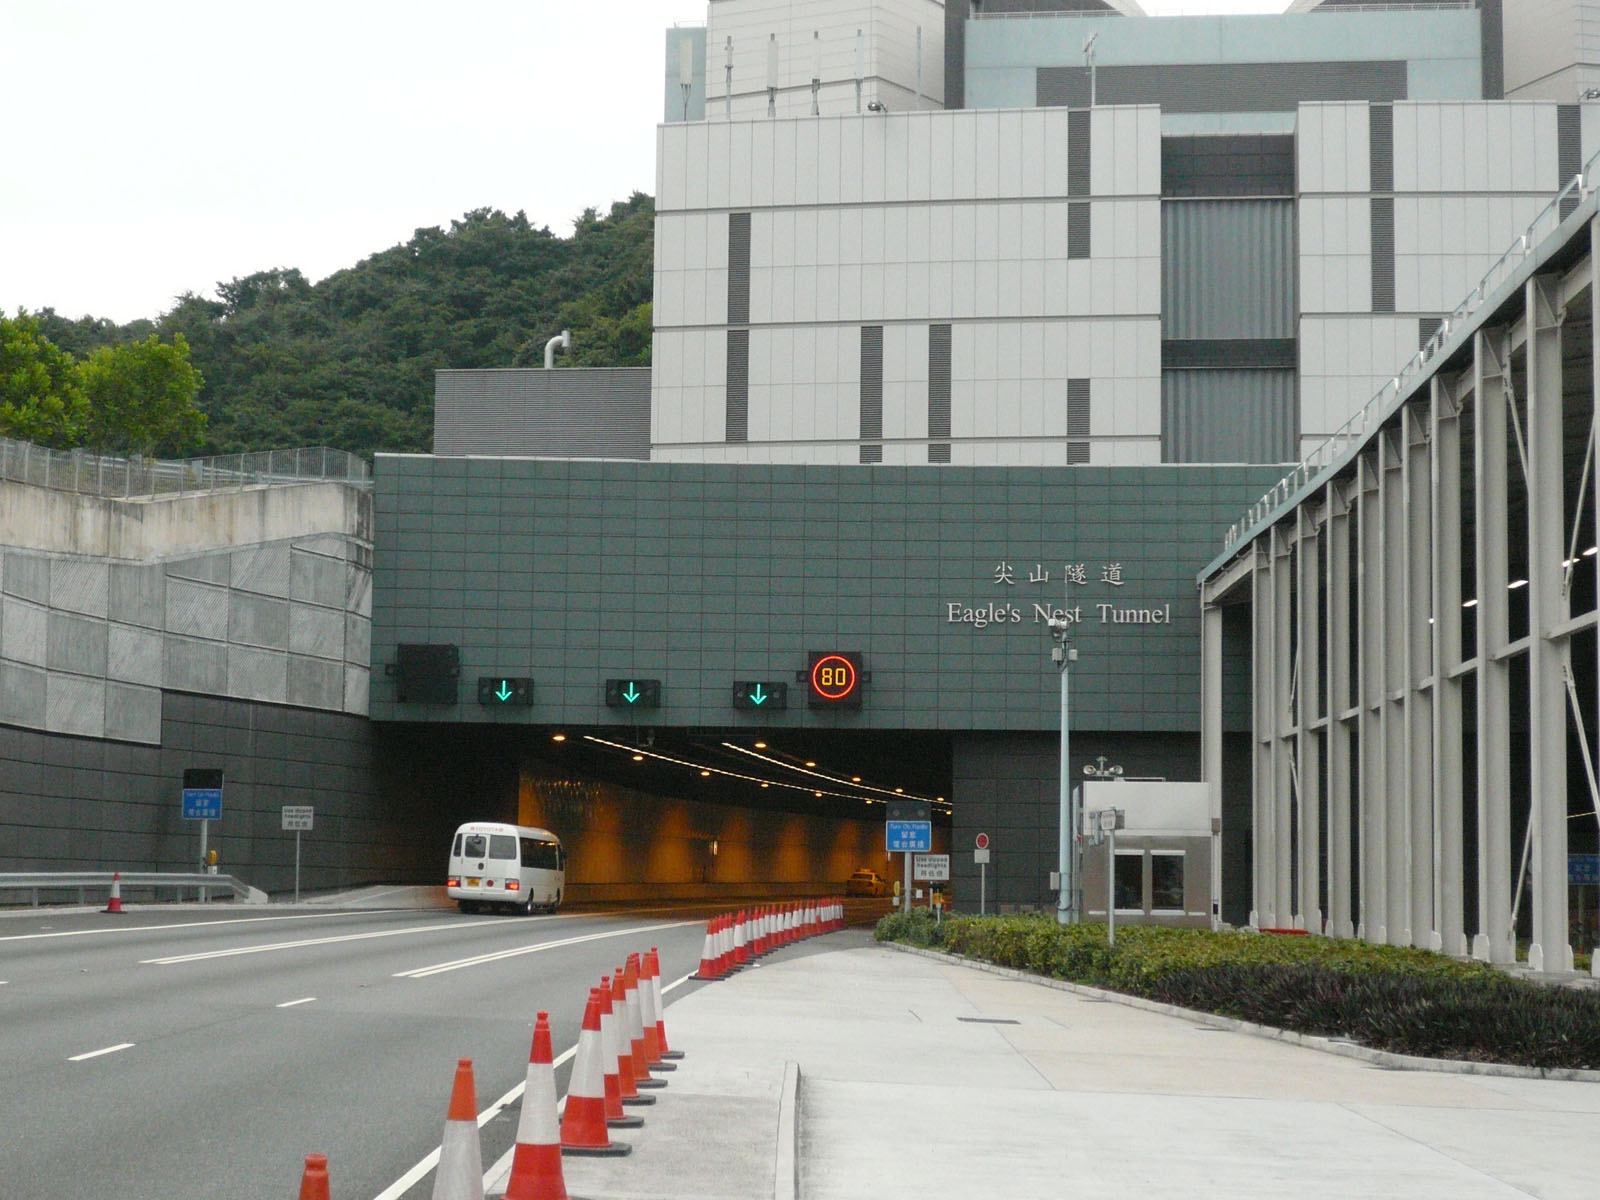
xmin=1079 ymin=782 xmax=1212 ymax=928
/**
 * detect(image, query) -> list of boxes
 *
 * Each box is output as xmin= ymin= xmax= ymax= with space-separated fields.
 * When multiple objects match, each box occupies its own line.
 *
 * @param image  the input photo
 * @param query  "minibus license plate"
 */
xmin=466 ymin=876 xmax=481 ymax=887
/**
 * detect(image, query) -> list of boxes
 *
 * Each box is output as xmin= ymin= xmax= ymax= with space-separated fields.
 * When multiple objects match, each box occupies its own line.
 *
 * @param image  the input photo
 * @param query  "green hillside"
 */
xmin=30 ymin=195 xmax=654 ymax=457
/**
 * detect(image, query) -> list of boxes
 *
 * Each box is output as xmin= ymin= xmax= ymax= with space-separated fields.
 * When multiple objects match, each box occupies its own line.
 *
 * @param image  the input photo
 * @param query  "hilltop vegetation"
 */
xmin=16 ymin=195 xmax=654 ymax=458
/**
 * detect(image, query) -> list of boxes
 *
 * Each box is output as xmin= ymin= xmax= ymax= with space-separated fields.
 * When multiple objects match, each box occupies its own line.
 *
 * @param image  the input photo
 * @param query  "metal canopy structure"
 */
xmin=1201 ymin=182 xmax=1600 ymax=974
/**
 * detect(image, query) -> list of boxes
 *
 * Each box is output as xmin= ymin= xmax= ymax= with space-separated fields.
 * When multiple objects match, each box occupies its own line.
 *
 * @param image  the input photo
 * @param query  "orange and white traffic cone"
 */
xmin=622 ymin=958 xmax=664 ymax=1089
xmin=433 ymin=1058 xmax=484 ymax=1200
xmin=103 ymin=871 xmax=124 ymax=914
xmin=634 ymin=952 xmax=670 ymax=1069
xmin=297 ymin=1152 xmax=330 ymax=1200
xmin=596 ymin=982 xmax=644 ymax=1127
xmin=561 ymin=991 xmax=633 ymax=1155
xmin=647 ymin=947 xmax=683 ymax=1060
xmin=608 ymin=972 xmax=654 ymax=1108
xmin=732 ymin=909 xmax=749 ymax=966
xmin=694 ymin=916 xmax=720 ymax=979
xmin=502 ymin=1011 xmax=570 ymax=1199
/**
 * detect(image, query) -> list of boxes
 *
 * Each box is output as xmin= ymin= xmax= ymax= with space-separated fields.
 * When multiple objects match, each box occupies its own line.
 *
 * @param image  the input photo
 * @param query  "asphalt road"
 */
xmin=0 ymin=900 xmax=720 ymax=1200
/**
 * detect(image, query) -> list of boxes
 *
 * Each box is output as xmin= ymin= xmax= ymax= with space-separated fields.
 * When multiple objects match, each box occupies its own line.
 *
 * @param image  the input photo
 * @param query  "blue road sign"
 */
xmin=182 ymin=788 xmax=222 ymax=820
xmin=886 ymin=820 xmax=932 ymax=853
xmin=1571 ymin=853 xmax=1599 ymax=886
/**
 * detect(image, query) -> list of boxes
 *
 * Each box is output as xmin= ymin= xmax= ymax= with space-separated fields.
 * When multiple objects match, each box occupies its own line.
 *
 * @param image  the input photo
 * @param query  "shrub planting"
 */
xmin=875 ymin=913 xmax=1600 ymax=1070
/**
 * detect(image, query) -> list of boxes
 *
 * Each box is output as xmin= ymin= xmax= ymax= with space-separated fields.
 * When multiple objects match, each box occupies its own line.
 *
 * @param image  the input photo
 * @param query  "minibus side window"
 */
xmin=463 ymin=834 xmax=488 ymax=859
xmin=452 ymin=834 xmax=462 ymax=856
xmin=489 ymin=834 xmax=518 ymax=860
xmin=521 ymin=838 xmax=560 ymax=869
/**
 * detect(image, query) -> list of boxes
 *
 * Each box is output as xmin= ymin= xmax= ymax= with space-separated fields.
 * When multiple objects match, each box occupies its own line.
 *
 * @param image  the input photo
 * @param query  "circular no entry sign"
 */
xmin=975 ymin=832 xmax=989 ymax=850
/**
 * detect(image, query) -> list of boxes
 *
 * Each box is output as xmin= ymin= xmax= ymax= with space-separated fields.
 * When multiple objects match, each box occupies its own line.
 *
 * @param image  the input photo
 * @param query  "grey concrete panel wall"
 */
xmin=4 ymin=554 xmax=48 ymax=604
xmin=165 ymin=578 xmax=228 ymax=640
xmin=231 ymin=543 xmax=292 ymax=597
xmin=108 ymin=625 xmax=162 ymax=683
xmin=0 ymin=694 xmax=397 ymax=895
xmin=48 ymin=559 xmax=107 ymax=618
xmin=47 ymin=612 xmax=108 ymax=676
xmin=1162 ymin=370 xmax=1298 ymax=464
xmin=227 ymin=645 xmax=287 ymax=705
xmin=432 ymin=367 xmax=652 ymax=459
xmin=3 ymin=599 xmax=46 ymax=667
xmin=227 ymin=593 xmax=289 ymax=650
xmin=109 ymin=563 xmax=164 ymax=628
xmin=1038 ymin=60 xmax=1408 ymax=113
xmin=1 ymin=663 xmax=45 ymax=727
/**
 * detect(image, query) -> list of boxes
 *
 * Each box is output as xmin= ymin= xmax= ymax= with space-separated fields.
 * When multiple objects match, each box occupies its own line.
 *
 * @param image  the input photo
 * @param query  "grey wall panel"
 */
xmin=1162 ymin=369 xmax=1297 ymax=464
xmin=929 ymin=323 xmax=952 ymax=463
xmin=1068 ymin=202 xmax=1091 ymax=259
xmin=1162 ymin=136 xmax=1295 ymax=198
xmin=1038 ymin=60 xmax=1408 ymax=113
xmin=47 ymin=612 xmax=108 ymax=675
xmin=48 ymin=560 xmax=107 ymax=618
xmin=432 ymin=367 xmax=652 ymax=459
xmin=1369 ymin=103 xmax=1394 ymax=193
xmin=1559 ymin=103 xmax=1581 ymax=217
xmin=1068 ymin=109 xmax=1091 ymax=197
xmin=1162 ymin=200 xmax=1296 ymax=340
xmin=1067 ymin=377 xmax=1091 ymax=464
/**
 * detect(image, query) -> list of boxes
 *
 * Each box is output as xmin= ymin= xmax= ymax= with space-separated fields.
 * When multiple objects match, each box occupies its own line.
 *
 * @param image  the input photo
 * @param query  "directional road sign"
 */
xmin=885 ymin=820 xmax=932 ymax=852
xmin=181 ymin=768 xmax=223 ymax=820
xmin=477 ymin=676 xmax=534 ymax=706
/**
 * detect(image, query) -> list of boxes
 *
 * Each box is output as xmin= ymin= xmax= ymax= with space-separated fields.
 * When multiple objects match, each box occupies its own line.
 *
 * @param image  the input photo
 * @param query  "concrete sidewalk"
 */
xmin=523 ymin=930 xmax=1599 ymax=1200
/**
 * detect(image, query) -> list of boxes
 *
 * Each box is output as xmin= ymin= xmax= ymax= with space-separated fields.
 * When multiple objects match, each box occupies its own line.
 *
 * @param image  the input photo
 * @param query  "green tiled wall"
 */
xmin=371 ymin=457 xmax=1283 ymax=733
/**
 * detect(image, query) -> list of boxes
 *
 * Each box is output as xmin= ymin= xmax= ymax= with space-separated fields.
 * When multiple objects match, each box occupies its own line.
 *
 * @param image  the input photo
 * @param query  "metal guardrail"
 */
xmin=0 ymin=440 xmax=371 ymax=501
xmin=0 ymin=872 xmax=268 ymax=906
xmin=1220 ymin=141 xmax=1600 ymax=558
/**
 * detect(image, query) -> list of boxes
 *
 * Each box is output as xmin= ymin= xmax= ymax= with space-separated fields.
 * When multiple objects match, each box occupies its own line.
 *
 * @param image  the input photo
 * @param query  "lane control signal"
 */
xmin=806 ymin=651 xmax=864 ymax=710
xmin=477 ymin=676 xmax=534 ymax=706
xmin=605 ymin=678 xmax=662 ymax=709
xmin=732 ymin=681 xmax=789 ymax=711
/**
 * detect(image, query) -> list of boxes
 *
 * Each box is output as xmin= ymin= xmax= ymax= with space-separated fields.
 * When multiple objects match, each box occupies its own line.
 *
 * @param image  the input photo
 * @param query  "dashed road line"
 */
xmin=68 ymin=1042 xmax=134 ymax=1062
xmin=276 ymin=997 xmax=317 ymax=1008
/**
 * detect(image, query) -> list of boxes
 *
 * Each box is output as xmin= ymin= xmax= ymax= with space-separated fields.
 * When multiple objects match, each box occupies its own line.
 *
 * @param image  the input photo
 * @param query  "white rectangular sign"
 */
xmin=913 ymin=853 xmax=950 ymax=881
xmin=282 ymin=806 xmax=314 ymax=832
xmin=974 ymin=847 xmax=990 ymax=864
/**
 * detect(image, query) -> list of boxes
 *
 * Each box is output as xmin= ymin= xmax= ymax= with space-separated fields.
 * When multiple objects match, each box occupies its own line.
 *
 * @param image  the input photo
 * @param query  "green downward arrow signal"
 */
xmin=749 ymin=684 xmax=767 ymax=706
xmin=623 ymin=683 xmax=641 ymax=703
xmin=495 ymin=680 xmax=513 ymax=702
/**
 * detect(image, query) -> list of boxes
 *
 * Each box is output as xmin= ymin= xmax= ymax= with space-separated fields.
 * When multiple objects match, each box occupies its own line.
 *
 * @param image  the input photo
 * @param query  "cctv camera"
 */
xmin=867 ymin=100 xmax=886 ymax=112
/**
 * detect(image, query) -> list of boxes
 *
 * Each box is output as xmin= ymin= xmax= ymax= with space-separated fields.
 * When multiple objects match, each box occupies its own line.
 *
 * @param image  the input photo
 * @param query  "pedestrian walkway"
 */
xmin=522 ymin=930 xmax=1600 ymax=1200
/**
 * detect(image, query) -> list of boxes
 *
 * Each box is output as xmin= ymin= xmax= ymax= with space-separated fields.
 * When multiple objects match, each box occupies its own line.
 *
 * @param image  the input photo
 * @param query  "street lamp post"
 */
xmin=1049 ymin=619 xmax=1079 ymax=924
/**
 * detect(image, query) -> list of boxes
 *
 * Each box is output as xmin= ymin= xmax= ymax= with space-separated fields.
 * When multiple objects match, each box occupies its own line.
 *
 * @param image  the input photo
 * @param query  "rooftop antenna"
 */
xmin=811 ymin=30 xmax=821 ymax=116
xmin=678 ymin=32 xmax=694 ymax=121
xmin=1083 ymin=32 xmax=1098 ymax=108
xmin=725 ymin=35 xmax=734 ymax=119
xmin=767 ymin=33 xmax=778 ymax=117
xmin=854 ymin=28 xmax=863 ymax=113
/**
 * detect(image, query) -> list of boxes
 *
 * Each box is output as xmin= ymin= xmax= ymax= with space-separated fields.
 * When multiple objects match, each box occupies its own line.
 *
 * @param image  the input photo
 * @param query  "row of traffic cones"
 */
xmin=694 ymin=898 xmax=843 ymax=979
xmin=295 ymin=946 xmax=681 ymax=1199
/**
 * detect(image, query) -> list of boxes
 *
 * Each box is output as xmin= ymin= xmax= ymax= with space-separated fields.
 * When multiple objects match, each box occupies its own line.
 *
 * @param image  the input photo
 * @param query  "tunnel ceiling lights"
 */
xmin=721 ymin=743 xmax=943 ymax=805
xmin=582 ymin=735 xmax=868 ymax=801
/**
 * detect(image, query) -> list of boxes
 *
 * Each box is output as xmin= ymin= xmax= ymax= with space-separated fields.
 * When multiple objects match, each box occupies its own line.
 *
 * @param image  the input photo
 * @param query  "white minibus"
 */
xmin=446 ymin=822 xmax=565 ymax=914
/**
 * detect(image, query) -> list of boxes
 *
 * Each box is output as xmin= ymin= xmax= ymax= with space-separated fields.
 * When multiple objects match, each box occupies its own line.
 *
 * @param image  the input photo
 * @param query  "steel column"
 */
xmin=1525 ymin=274 xmax=1571 ymax=972
xmin=1202 ymin=599 xmax=1225 ymax=931
xmin=1431 ymin=374 xmax=1467 ymax=956
xmin=1272 ymin=528 xmax=1295 ymax=926
xmin=1250 ymin=543 xmax=1272 ymax=928
xmin=1381 ymin=429 xmax=1411 ymax=946
xmin=1472 ymin=329 xmax=1514 ymax=964
xmin=1357 ymin=452 xmax=1386 ymax=941
xmin=1295 ymin=507 xmax=1323 ymax=932
xmin=1404 ymin=404 xmax=1435 ymax=948
xmin=1326 ymin=481 xmax=1355 ymax=937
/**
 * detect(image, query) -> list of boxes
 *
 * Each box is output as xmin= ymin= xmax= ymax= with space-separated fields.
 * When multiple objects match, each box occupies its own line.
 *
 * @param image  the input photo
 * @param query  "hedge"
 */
xmin=874 ymin=912 xmax=1600 ymax=1070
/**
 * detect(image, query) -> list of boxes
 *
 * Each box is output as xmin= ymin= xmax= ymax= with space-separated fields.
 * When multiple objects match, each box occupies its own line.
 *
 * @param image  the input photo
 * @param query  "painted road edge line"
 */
xmin=276 ymin=997 xmax=316 ymax=1008
xmin=68 ymin=1042 xmax=134 ymax=1062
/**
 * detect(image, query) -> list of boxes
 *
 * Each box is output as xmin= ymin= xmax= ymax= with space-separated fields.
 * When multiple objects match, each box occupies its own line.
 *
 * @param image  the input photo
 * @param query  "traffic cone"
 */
xmin=733 ymin=909 xmax=749 ymax=965
xmin=501 ymin=1011 xmax=569 ymax=1199
xmin=609 ymin=972 xmax=654 ymax=1107
xmin=635 ymin=952 xmax=669 ymax=1068
xmin=103 ymin=871 xmax=124 ymax=914
xmin=694 ymin=916 xmax=720 ymax=979
xmin=297 ymin=1153 xmax=330 ymax=1200
xmin=647 ymin=947 xmax=683 ymax=1060
xmin=622 ymin=958 xmax=663 ymax=1088
xmin=433 ymin=1058 xmax=484 ymax=1200
xmin=597 ymin=982 xmax=644 ymax=1126
xmin=561 ymin=992 xmax=633 ymax=1156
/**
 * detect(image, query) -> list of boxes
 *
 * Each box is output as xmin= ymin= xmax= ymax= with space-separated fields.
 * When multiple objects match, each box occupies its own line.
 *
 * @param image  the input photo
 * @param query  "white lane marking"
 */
xmin=68 ymin=1042 xmax=134 ymax=1062
xmin=374 ymin=1045 xmax=578 ymax=1200
xmin=276 ymin=997 xmax=317 ymax=1008
xmin=140 ymin=908 xmax=704 ymax=965
xmin=1 ymin=911 xmax=393 ymax=944
xmin=142 ymin=921 xmax=484 ymax=964
xmin=392 ymin=920 xmax=703 ymax=979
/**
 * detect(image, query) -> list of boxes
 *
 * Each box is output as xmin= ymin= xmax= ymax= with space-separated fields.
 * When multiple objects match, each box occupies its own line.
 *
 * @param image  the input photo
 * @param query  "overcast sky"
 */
xmin=0 ymin=1 xmax=1286 ymax=324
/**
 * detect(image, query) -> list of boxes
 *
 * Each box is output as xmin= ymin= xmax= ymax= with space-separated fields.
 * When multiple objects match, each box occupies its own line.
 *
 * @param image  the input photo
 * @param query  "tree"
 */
xmin=78 ymin=333 xmax=206 ymax=456
xmin=0 ymin=310 xmax=86 ymax=448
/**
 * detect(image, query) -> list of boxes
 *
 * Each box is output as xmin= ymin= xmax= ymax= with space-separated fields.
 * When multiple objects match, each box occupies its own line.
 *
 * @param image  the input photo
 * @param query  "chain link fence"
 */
xmin=0 ymin=439 xmax=371 ymax=499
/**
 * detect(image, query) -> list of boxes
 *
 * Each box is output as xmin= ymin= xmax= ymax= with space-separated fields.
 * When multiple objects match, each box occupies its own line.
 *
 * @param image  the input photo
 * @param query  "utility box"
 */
xmin=1079 ymin=781 xmax=1212 ymax=928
